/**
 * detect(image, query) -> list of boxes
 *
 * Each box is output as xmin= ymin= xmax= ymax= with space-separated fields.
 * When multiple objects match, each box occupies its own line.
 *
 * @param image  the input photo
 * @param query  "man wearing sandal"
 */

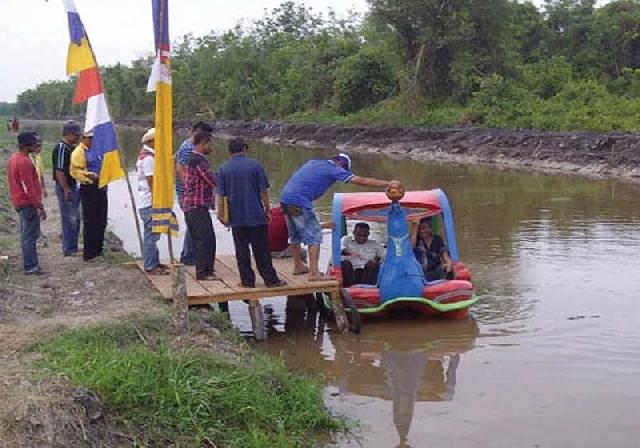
xmin=280 ymin=152 xmax=395 ymax=282
xmin=136 ymin=128 xmax=167 ymax=275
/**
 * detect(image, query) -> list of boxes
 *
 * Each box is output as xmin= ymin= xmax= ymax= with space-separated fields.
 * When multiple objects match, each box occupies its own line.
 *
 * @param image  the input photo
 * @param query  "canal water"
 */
xmin=31 ymin=123 xmax=640 ymax=447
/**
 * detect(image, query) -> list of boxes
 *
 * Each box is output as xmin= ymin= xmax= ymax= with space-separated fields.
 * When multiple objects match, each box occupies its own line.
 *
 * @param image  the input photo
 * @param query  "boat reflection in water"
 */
xmin=262 ymin=298 xmax=480 ymax=447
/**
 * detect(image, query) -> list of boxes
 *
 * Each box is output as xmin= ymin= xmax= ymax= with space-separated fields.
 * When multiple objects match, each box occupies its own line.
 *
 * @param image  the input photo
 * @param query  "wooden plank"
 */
xmin=172 ymin=264 xmax=189 ymax=335
xmin=184 ymin=265 xmax=235 ymax=295
xmin=137 ymin=261 xmax=212 ymax=299
xmin=248 ymin=301 xmax=266 ymax=341
xmin=330 ymin=289 xmax=349 ymax=333
xmin=187 ymin=284 xmax=339 ymax=305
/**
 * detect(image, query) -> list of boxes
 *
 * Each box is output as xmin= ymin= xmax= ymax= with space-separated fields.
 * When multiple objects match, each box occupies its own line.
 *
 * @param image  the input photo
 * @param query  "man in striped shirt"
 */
xmin=52 ymin=123 xmax=82 ymax=256
xmin=182 ymin=130 xmax=218 ymax=281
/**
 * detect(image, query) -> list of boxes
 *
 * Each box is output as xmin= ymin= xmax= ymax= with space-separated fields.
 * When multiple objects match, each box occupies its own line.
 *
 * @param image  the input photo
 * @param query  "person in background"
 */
xmin=30 ymin=134 xmax=47 ymax=198
xmin=182 ymin=130 xmax=218 ymax=281
xmin=11 ymin=117 xmax=20 ymax=133
xmin=341 ymin=222 xmax=385 ymax=287
xmin=70 ymin=130 xmax=107 ymax=262
xmin=411 ymin=217 xmax=454 ymax=281
xmin=7 ymin=119 xmax=12 ymax=132
xmin=7 ymin=132 xmax=47 ymax=274
xmin=280 ymin=152 xmax=395 ymax=282
xmin=136 ymin=128 xmax=168 ymax=275
xmin=216 ymin=138 xmax=286 ymax=288
xmin=52 ymin=123 xmax=82 ymax=256
xmin=175 ymin=121 xmax=214 ymax=266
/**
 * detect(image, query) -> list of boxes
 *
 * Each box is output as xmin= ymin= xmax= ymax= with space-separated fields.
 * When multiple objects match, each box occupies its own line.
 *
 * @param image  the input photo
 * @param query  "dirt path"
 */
xmin=0 ymin=173 xmax=166 ymax=447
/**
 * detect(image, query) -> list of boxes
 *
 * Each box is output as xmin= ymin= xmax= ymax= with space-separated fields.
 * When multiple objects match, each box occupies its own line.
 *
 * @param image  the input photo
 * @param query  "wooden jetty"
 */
xmin=138 ymin=255 xmax=346 ymax=340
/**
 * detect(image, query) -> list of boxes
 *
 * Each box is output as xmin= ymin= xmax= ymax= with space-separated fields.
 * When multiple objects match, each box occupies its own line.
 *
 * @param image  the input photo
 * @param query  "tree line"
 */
xmin=14 ymin=0 xmax=640 ymax=131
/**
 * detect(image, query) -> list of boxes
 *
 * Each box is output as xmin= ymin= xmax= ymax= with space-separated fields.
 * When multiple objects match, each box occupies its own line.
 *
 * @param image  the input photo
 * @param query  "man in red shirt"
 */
xmin=7 ymin=132 xmax=47 ymax=274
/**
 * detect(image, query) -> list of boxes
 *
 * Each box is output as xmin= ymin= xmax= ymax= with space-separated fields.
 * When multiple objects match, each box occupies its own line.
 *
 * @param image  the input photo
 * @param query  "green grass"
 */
xmin=32 ymin=318 xmax=344 ymax=447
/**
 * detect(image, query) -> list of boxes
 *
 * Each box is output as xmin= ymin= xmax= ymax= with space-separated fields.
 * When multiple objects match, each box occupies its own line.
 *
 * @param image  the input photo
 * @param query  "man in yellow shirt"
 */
xmin=70 ymin=130 xmax=107 ymax=261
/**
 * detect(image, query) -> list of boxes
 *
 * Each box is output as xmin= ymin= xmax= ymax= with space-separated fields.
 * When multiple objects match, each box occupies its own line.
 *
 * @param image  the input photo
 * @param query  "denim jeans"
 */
xmin=55 ymin=183 xmax=81 ymax=255
xmin=177 ymin=192 xmax=195 ymax=265
xmin=139 ymin=207 xmax=161 ymax=271
xmin=17 ymin=206 xmax=40 ymax=271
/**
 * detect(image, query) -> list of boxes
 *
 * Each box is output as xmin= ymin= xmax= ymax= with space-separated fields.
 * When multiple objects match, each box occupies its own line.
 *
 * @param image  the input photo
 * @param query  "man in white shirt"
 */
xmin=136 ymin=128 xmax=167 ymax=275
xmin=341 ymin=222 xmax=385 ymax=287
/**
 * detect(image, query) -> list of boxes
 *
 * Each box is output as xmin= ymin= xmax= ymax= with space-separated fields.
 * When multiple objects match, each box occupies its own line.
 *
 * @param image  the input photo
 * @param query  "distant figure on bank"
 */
xmin=411 ymin=217 xmax=454 ymax=281
xmin=11 ymin=117 xmax=20 ymax=133
xmin=341 ymin=222 xmax=385 ymax=287
xmin=6 ymin=119 xmax=12 ymax=132
xmin=7 ymin=132 xmax=47 ymax=274
xmin=217 ymin=138 xmax=286 ymax=288
xmin=70 ymin=130 xmax=107 ymax=262
xmin=136 ymin=128 xmax=168 ymax=275
xmin=175 ymin=121 xmax=214 ymax=266
xmin=182 ymin=130 xmax=218 ymax=281
xmin=280 ymin=152 xmax=394 ymax=282
xmin=52 ymin=123 xmax=82 ymax=256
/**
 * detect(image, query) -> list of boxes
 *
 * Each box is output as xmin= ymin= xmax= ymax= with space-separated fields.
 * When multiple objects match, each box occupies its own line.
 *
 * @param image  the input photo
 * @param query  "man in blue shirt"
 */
xmin=216 ymin=138 xmax=286 ymax=288
xmin=175 ymin=121 xmax=213 ymax=265
xmin=280 ymin=152 xmax=393 ymax=281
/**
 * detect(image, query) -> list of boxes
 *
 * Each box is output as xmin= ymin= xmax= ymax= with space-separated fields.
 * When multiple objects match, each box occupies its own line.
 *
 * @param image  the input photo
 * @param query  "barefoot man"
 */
xmin=280 ymin=152 xmax=395 ymax=282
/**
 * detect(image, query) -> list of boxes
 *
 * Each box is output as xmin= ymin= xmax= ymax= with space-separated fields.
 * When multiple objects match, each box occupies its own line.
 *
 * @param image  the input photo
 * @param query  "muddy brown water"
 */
xmin=30 ymin=122 xmax=640 ymax=447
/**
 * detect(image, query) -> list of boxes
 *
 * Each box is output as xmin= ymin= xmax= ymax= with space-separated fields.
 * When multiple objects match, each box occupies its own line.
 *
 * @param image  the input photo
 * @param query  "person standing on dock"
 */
xmin=52 ymin=123 xmax=82 ymax=256
xmin=175 ymin=121 xmax=214 ymax=266
xmin=136 ymin=128 xmax=168 ymax=276
xmin=7 ymin=132 xmax=47 ymax=274
xmin=216 ymin=138 xmax=286 ymax=288
xmin=70 ymin=130 xmax=107 ymax=262
xmin=280 ymin=153 xmax=395 ymax=282
xmin=182 ymin=130 xmax=218 ymax=281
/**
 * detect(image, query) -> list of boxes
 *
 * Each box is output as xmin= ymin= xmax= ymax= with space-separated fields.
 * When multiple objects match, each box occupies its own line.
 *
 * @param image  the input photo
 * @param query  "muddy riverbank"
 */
xmin=110 ymin=118 xmax=640 ymax=181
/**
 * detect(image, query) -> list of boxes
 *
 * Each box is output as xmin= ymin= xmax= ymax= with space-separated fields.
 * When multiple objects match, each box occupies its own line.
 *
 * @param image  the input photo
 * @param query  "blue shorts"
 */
xmin=284 ymin=206 xmax=322 ymax=246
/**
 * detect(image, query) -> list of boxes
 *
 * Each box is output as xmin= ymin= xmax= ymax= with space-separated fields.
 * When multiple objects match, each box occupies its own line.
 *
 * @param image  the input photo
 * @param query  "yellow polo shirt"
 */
xmin=70 ymin=142 xmax=95 ymax=184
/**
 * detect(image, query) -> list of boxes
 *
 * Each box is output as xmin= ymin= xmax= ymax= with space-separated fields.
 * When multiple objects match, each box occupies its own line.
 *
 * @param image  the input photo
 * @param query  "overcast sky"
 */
xmin=1 ymin=0 xmax=369 ymax=102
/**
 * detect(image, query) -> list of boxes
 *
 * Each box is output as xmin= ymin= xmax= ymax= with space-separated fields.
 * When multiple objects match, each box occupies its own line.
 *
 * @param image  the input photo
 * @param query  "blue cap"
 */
xmin=334 ymin=152 xmax=352 ymax=171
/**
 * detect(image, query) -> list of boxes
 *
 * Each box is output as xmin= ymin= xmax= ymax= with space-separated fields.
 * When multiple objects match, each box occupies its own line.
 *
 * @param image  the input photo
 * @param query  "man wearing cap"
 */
xmin=216 ymin=138 xmax=286 ymax=288
xmin=52 ymin=123 xmax=82 ymax=256
xmin=175 ymin=121 xmax=214 ymax=266
xmin=136 ymin=128 xmax=167 ymax=275
xmin=70 ymin=130 xmax=107 ymax=262
xmin=280 ymin=153 xmax=394 ymax=281
xmin=7 ymin=132 xmax=47 ymax=274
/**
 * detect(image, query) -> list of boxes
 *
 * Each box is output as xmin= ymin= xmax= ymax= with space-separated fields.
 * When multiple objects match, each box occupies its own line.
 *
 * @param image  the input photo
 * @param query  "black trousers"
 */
xmin=341 ymin=259 xmax=380 ymax=287
xmin=80 ymin=183 xmax=108 ymax=261
xmin=184 ymin=207 xmax=216 ymax=279
xmin=232 ymin=225 xmax=280 ymax=287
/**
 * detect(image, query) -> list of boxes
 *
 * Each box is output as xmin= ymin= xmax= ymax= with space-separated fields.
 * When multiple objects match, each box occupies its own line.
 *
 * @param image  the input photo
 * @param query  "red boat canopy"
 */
xmin=339 ymin=190 xmax=442 ymax=222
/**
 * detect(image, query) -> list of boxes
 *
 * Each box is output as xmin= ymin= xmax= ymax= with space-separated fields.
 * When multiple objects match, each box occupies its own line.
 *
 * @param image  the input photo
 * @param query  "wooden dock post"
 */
xmin=172 ymin=264 xmax=189 ymax=335
xmin=330 ymin=290 xmax=349 ymax=333
xmin=248 ymin=300 xmax=266 ymax=341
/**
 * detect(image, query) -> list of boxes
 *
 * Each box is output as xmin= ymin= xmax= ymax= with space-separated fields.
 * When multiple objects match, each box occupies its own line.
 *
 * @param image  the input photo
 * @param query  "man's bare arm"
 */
xmin=350 ymin=175 xmax=390 ymax=188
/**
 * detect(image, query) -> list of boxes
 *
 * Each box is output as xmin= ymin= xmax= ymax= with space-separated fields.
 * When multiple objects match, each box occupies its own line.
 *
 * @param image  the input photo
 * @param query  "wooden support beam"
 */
xmin=248 ymin=300 xmax=266 ymax=341
xmin=330 ymin=290 xmax=349 ymax=333
xmin=172 ymin=264 xmax=189 ymax=335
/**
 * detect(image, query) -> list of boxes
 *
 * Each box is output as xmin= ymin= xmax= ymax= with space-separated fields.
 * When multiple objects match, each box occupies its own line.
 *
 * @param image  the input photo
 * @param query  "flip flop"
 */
xmin=293 ymin=267 xmax=310 ymax=275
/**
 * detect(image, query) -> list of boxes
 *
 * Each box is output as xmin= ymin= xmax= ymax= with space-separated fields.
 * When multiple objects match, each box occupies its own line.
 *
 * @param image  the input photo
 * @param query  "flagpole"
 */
xmin=82 ymin=27 xmax=144 ymax=256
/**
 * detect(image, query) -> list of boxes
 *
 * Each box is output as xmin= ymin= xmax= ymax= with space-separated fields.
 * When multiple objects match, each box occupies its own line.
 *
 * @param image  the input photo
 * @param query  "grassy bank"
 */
xmin=32 ymin=317 xmax=344 ymax=447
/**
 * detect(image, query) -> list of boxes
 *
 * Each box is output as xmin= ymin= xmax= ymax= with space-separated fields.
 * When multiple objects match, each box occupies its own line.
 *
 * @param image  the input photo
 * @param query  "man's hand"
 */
xmin=265 ymin=209 xmax=272 ymax=225
xmin=37 ymin=207 xmax=47 ymax=221
xmin=64 ymin=189 xmax=73 ymax=203
xmin=87 ymin=172 xmax=98 ymax=181
xmin=42 ymin=189 xmax=48 ymax=198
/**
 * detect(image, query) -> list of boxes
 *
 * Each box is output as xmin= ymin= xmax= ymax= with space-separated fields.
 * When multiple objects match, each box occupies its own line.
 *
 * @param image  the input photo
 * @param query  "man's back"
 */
xmin=280 ymin=159 xmax=352 ymax=209
xmin=218 ymin=155 xmax=269 ymax=227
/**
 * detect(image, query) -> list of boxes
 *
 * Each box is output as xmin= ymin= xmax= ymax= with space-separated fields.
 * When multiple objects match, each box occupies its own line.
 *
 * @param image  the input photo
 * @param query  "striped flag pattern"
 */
xmin=63 ymin=0 xmax=124 ymax=187
xmin=147 ymin=0 xmax=178 ymax=235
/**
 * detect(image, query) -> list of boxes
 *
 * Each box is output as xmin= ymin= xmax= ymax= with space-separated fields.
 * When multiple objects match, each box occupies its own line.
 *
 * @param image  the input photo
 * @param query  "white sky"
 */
xmin=1 ymin=0 xmax=368 ymax=102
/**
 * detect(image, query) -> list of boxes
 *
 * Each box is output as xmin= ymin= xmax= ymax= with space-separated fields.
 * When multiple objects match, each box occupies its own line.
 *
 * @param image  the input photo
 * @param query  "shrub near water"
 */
xmin=34 ymin=319 xmax=343 ymax=447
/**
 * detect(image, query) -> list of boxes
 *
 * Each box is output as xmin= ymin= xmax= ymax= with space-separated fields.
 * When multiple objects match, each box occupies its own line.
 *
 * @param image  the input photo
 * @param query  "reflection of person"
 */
xmin=175 ymin=121 xmax=213 ymax=266
xmin=53 ymin=123 xmax=82 ymax=256
xmin=7 ymin=132 xmax=47 ymax=274
xmin=136 ymin=128 xmax=167 ymax=275
xmin=280 ymin=152 xmax=393 ymax=282
xmin=340 ymin=222 xmax=385 ymax=287
xmin=216 ymin=138 xmax=285 ymax=288
xmin=182 ymin=131 xmax=218 ymax=281
xmin=71 ymin=130 xmax=107 ymax=262
xmin=410 ymin=217 xmax=453 ymax=281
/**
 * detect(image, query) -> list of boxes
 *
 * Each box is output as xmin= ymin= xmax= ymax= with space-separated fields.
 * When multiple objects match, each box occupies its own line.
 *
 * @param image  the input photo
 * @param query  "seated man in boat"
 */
xmin=411 ymin=217 xmax=454 ymax=281
xmin=341 ymin=222 xmax=385 ymax=287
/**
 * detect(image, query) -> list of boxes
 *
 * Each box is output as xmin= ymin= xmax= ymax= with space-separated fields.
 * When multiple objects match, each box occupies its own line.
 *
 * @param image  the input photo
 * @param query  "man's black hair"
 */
xmin=353 ymin=222 xmax=370 ymax=233
xmin=63 ymin=123 xmax=81 ymax=137
xmin=17 ymin=132 xmax=37 ymax=148
xmin=193 ymin=130 xmax=212 ymax=146
xmin=192 ymin=121 xmax=213 ymax=133
xmin=228 ymin=138 xmax=248 ymax=154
